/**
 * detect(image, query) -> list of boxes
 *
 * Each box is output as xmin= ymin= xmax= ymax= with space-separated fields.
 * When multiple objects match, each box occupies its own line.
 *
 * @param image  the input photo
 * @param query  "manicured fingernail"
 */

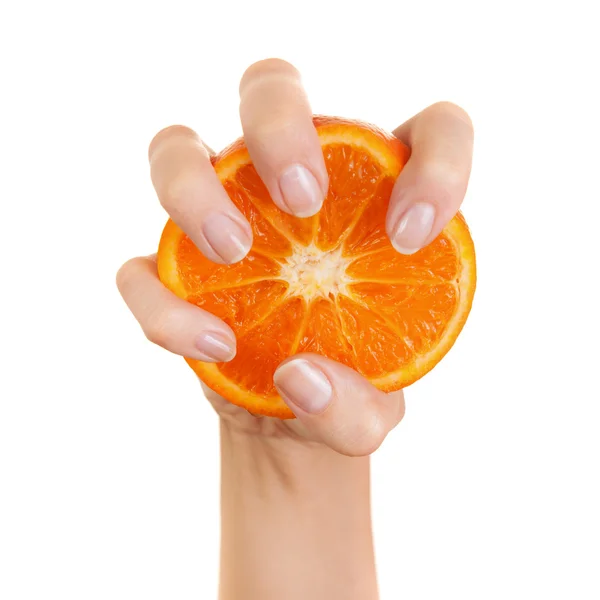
xmin=390 ymin=202 xmax=436 ymax=254
xmin=195 ymin=331 xmax=236 ymax=362
xmin=202 ymin=213 xmax=252 ymax=264
xmin=274 ymin=359 xmax=332 ymax=414
xmin=278 ymin=164 xmax=324 ymax=217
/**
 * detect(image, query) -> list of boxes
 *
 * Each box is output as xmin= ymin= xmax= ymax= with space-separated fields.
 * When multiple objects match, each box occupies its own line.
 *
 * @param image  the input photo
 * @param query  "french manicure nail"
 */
xmin=195 ymin=331 xmax=236 ymax=362
xmin=279 ymin=164 xmax=324 ymax=217
xmin=202 ymin=213 xmax=252 ymax=264
xmin=273 ymin=359 xmax=333 ymax=414
xmin=391 ymin=202 xmax=436 ymax=254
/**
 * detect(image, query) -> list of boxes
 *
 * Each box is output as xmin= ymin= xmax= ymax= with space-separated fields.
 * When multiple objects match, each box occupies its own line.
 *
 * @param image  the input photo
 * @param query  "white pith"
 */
xmin=278 ymin=244 xmax=353 ymax=301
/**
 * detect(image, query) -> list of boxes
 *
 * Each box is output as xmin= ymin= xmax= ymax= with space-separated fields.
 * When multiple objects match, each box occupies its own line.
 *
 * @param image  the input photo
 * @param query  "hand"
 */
xmin=116 ymin=58 xmax=474 ymax=457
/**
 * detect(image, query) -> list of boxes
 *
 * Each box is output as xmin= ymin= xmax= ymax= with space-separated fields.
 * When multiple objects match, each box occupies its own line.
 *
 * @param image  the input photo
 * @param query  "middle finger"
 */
xmin=239 ymin=59 xmax=329 ymax=218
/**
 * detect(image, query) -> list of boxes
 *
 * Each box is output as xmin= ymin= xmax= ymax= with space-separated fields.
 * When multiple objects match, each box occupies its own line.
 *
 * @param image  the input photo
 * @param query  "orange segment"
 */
xmin=343 ymin=177 xmax=396 ymax=255
xmin=157 ymin=115 xmax=477 ymax=419
xmin=235 ymin=163 xmax=315 ymax=246
xmin=346 ymin=234 xmax=459 ymax=283
xmin=296 ymin=298 xmax=356 ymax=369
xmin=188 ymin=280 xmax=289 ymax=336
xmin=348 ymin=282 xmax=458 ymax=355
xmin=175 ymin=233 xmax=281 ymax=294
xmin=223 ymin=181 xmax=292 ymax=257
xmin=217 ymin=297 xmax=305 ymax=397
xmin=316 ymin=145 xmax=383 ymax=251
xmin=336 ymin=294 xmax=412 ymax=377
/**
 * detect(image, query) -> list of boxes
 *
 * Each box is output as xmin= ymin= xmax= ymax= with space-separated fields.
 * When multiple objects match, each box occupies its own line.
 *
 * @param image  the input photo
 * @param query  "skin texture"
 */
xmin=116 ymin=58 xmax=474 ymax=599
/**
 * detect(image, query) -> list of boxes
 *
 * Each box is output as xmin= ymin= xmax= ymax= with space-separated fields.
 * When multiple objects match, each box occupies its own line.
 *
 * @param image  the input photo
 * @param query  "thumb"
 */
xmin=274 ymin=354 xmax=405 ymax=457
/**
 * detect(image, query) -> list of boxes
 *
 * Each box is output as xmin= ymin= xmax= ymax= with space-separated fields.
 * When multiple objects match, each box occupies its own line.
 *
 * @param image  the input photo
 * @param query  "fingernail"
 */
xmin=195 ymin=331 xmax=236 ymax=362
xmin=274 ymin=359 xmax=333 ymax=414
xmin=390 ymin=202 xmax=436 ymax=254
xmin=278 ymin=164 xmax=324 ymax=217
xmin=202 ymin=213 xmax=252 ymax=264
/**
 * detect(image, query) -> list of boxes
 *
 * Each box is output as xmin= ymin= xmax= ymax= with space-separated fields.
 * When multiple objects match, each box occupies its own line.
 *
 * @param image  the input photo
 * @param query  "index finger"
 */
xmin=149 ymin=125 xmax=253 ymax=265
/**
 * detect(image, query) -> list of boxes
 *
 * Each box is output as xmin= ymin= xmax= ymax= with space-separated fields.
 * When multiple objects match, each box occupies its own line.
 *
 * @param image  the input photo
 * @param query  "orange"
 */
xmin=157 ymin=116 xmax=476 ymax=419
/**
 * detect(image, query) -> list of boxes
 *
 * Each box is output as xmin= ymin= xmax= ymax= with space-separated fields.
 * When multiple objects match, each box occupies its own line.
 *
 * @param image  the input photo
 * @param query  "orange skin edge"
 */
xmin=157 ymin=116 xmax=476 ymax=419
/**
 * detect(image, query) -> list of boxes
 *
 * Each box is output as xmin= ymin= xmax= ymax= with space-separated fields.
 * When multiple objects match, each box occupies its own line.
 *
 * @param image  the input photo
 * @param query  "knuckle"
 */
xmin=115 ymin=257 xmax=142 ymax=293
xmin=150 ymin=141 xmax=209 ymax=215
xmin=419 ymin=160 xmax=467 ymax=192
xmin=395 ymin=395 xmax=406 ymax=426
xmin=337 ymin=413 xmax=387 ymax=457
xmin=156 ymin=168 xmax=204 ymax=218
xmin=249 ymin=113 xmax=302 ymax=141
xmin=159 ymin=171 xmax=197 ymax=213
xmin=240 ymin=58 xmax=300 ymax=95
xmin=148 ymin=125 xmax=199 ymax=161
xmin=145 ymin=326 xmax=170 ymax=348
xmin=144 ymin=327 xmax=169 ymax=347
xmin=427 ymin=101 xmax=474 ymax=132
xmin=143 ymin=309 xmax=182 ymax=348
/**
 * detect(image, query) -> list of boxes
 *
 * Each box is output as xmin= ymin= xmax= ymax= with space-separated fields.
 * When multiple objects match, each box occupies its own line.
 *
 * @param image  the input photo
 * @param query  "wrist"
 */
xmin=218 ymin=418 xmax=378 ymax=600
xmin=219 ymin=416 xmax=363 ymax=482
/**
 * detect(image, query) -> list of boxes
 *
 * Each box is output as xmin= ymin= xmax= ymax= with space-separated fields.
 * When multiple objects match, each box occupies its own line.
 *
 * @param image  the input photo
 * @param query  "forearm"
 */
xmin=218 ymin=420 xmax=378 ymax=600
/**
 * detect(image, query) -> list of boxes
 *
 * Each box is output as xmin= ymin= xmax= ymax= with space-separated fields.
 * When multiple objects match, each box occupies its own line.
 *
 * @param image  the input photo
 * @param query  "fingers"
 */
xmin=387 ymin=101 xmax=474 ymax=254
xmin=239 ymin=59 xmax=328 ymax=217
xmin=274 ymin=354 xmax=405 ymax=457
xmin=116 ymin=255 xmax=236 ymax=362
xmin=149 ymin=125 xmax=253 ymax=265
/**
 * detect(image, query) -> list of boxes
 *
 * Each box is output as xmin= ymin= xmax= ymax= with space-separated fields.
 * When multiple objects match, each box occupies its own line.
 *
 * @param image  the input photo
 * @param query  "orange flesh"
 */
xmin=158 ymin=117 xmax=476 ymax=418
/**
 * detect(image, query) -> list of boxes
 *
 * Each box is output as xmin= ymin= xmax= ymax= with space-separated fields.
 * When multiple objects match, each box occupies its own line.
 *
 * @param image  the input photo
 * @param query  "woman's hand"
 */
xmin=116 ymin=58 xmax=474 ymax=457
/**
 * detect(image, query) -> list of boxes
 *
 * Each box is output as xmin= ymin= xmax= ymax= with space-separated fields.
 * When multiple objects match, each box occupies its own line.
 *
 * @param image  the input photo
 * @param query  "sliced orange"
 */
xmin=157 ymin=116 xmax=476 ymax=419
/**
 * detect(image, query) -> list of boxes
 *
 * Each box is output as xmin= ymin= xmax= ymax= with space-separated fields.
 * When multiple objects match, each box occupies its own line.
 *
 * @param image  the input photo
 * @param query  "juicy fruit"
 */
xmin=157 ymin=116 xmax=476 ymax=418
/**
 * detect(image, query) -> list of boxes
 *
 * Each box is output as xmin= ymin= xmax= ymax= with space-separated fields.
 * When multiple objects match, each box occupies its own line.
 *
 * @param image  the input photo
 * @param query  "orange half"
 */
xmin=158 ymin=116 xmax=476 ymax=418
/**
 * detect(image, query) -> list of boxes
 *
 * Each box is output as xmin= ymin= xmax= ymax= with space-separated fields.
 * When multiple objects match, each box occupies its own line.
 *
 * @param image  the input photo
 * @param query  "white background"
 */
xmin=1 ymin=1 xmax=599 ymax=598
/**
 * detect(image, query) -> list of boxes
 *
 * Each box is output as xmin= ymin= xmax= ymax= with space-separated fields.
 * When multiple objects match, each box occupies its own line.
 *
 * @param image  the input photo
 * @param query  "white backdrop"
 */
xmin=1 ymin=1 xmax=599 ymax=598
